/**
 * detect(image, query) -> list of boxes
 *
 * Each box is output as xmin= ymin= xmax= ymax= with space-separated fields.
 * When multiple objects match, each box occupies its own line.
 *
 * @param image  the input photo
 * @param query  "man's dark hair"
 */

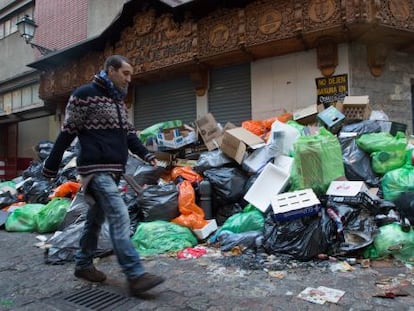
xmin=104 ymin=55 xmax=131 ymax=71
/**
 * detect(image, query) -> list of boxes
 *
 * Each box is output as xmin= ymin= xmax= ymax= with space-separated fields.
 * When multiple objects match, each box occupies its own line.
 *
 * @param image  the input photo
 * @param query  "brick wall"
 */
xmin=350 ymin=43 xmax=414 ymax=134
xmin=34 ymin=0 xmax=87 ymax=51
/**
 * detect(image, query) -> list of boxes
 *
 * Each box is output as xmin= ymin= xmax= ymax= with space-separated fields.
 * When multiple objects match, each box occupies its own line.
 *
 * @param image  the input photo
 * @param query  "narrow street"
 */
xmin=1 ymin=230 xmax=413 ymax=310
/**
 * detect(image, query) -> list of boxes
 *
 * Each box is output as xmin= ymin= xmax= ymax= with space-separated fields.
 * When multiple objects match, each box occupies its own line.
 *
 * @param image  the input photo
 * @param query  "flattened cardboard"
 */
xmin=195 ymin=113 xmax=223 ymax=150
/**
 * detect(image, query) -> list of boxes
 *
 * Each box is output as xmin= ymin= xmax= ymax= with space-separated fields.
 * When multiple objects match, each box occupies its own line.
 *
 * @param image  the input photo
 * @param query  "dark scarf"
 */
xmin=93 ymin=70 xmax=126 ymax=101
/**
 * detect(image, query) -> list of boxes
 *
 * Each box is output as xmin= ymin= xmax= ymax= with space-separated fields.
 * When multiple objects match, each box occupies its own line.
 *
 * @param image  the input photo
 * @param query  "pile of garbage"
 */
xmin=1 ymin=104 xmax=414 ymax=267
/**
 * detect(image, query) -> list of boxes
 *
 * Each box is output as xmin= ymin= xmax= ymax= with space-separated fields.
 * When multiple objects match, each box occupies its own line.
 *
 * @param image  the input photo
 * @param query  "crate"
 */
xmin=321 ymin=192 xmax=377 ymax=210
xmin=271 ymin=189 xmax=321 ymax=222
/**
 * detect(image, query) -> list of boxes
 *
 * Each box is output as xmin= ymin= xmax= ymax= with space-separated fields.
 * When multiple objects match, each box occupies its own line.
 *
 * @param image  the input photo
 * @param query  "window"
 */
xmin=12 ymin=90 xmax=22 ymax=110
xmin=22 ymin=86 xmax=32 ymax=106
xmin=3 ymin=93 xmax=11 ymax=113
xmin=0 ymin=83 xmax=41 ymax=114
xmin=0 ymin=6 xmax=34 ymax=40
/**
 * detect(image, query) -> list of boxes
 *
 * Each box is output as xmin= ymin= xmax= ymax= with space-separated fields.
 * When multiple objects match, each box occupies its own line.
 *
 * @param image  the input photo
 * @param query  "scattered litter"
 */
xmin=267 ymin=270 xmax=287 ymax=279
xmin=177 ymin=246 xmax=207 ymax=259
xmin=297 ymin=286 xmax=345 ymax=304
xmin=329 ymin=261 xmax=355 ymax=272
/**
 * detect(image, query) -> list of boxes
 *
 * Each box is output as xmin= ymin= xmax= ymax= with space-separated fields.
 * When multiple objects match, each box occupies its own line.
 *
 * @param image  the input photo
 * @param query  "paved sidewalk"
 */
xmin=1 ymin=230 xmax=414 ymax=310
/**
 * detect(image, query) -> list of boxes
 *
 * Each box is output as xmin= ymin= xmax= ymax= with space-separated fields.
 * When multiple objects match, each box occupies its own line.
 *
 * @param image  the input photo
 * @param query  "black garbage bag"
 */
xmin=58 ymin=191 xmax=88 ymax=230
xmin=338 ymin=209 xmax=378 ymax=254
xmin=263 ymin=209 xmax=337 ymax=261
xmin=204 ymin=167 xmax=248 ymax=202
xmin=137 ymin=182 xmax=179 ymax=222
xmin=217 ymin=230 xmax=263 ymax=252
xmin=35 ymin=140 xmax=54 ymax=161
xmin=393 ymin=191 xmax=414 ymax=225
xmin=204 ymin=167 xmax=248 ymax=224
xmin=340 ymin=120 xmax=383 ymax=135
xmin=215 ymin=202 xmax=244 ymax=226
xmin=22 ymin=177 xmax=53 ymax=204
xmin=339 ymin=136 xmax=380 ymax=187
xmin=22 ymin=161 xmax=44 ymax=180
xmin=194 ymin=150 xmax=233 ymax=173
xmin=45 ymin=221 xmax=112 ymax=264
xmin=0 ymin=191 xmax=18 ymax=209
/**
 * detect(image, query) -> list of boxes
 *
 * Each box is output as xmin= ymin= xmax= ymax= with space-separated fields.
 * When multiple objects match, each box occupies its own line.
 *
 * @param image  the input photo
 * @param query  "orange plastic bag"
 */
xmin=171 ymin=166 xmax=203 ymax=183
xmin=49 ymin=181 xmax=81 ymax=199
xmin=171 ymin=180 xmax=208 ymax=230
xmin=242 ymin=120 xmax=266 ymax=136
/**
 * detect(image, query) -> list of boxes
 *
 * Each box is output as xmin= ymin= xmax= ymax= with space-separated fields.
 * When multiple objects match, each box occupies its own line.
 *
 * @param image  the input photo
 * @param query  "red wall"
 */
xmin=34 ymin=0 xmax=88 ymax=51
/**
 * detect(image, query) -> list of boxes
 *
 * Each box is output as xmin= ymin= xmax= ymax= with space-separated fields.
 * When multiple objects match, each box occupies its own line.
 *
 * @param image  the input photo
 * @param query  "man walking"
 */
xmin=42 ymin=55 xmax=165 ymax=295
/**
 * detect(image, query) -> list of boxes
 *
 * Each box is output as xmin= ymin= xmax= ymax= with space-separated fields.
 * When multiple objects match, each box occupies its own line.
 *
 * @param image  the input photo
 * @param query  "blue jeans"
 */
xmin=74 ymin=172 xmax=145 ymax=279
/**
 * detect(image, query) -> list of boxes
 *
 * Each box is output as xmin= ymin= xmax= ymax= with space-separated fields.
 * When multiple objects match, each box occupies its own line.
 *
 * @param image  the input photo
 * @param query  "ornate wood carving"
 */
xmin=245 ymin=0 xmax=297 ymax=45
xmin=367 ymin=42 xmax=389 ymax=77
xmin=303 ymin=0 xmax=342 ymax=31
xmin=389 ymin=0 xmax=410 ymax=22
xmin=316 ymin=37 xmax=338 ymax=76
xmin=37 ymin=0 xmax=414 ymax=101
xmin=377 ymin=0 xmax=414 ymax=30
xmin=114 ymin=9 xmax=196 ymax=74
xmin=198 ymin=8 xmax=241 ymax=58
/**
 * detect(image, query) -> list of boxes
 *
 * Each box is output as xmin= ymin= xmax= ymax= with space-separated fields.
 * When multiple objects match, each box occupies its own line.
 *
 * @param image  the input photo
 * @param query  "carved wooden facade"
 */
xmin=38 ymin=0 xmax=414 ymax=101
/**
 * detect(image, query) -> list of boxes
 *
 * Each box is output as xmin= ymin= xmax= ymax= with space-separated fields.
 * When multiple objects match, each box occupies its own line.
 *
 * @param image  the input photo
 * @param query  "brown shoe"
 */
xmin=128 ymin=273 xmax=165 ymax=295
xmin=74 ymin=266 xmax=107 ymax=282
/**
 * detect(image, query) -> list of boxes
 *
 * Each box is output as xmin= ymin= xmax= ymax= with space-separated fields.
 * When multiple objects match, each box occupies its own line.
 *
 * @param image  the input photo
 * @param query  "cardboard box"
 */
xmin=293 ymin=104 xmax=324 ymax=125
xmin=317 ymin=105 xmax=346 ymax=134
xmin=336 ymin=96 xmax=372 ymax=120
xmin=157 ymin=125 xmax=197 ymax=149
xmin=195 ymin=113 xmax=224 ymax=150
xmin=154 ymin=151 xmax=174 ymax=168
xmin=192 ymin=219 xmax=218 ymax=240
xmin=326 ymin=180 xmax=378 ymax=201
xmin=271 ymin=189 xmax=321 ymax=222
xmin=220 ymin=127 xmax=265 ymax=164
xmin=243 ymin=163 xmax=290 ymax=212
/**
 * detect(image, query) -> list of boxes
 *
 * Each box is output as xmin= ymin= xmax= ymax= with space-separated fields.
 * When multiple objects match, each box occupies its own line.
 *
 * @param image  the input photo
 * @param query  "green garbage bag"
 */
xmin=35 ymin=197 xmax=71 ymax=233
xmin=381 ymin=163 xmax=414 ymax=201
xmin=356 ymin=131 xmax=407 ymax=154
xmin=5 ymin=203 xmax=45 ymax=232
xmin=138 ymin=120 xmax=182 ymax=143
xmin=364 ymin=223 xmax=414 ymax=263
xmin=131 ymin=220 xmax=197 ymax=256
xmin=293 ymin=127 xmax=344 ymax=195
xmin=371 ymin=149 xmax=406 ymax=175
xmin=0 ymin=180 xmax=16 ymax=193
xmin=213 ymin=204 xmax=264 ymax=239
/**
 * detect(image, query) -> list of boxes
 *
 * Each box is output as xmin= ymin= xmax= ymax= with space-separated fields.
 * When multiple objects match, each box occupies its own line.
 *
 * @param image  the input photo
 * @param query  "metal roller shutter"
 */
xmin=208 ymin=63 xmax=251 ymax=126
xmin=134 ymin=76 xmax=196 ymax=130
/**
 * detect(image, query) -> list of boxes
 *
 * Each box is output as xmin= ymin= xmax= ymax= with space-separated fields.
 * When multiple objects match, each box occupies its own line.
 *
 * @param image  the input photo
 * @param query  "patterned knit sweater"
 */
xmin=42 ymin=76 xmax=154 ymax=178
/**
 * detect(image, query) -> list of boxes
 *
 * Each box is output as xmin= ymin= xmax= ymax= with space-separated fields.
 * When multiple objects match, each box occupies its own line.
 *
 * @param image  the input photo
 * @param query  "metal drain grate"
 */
xmin=53 ymin=287 xmax=132 ymax=310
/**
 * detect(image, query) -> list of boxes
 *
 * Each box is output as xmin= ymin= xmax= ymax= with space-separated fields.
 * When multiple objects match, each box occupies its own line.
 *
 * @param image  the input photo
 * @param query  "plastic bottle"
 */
xmin=199 ymin=179 xmax=213 ymax=219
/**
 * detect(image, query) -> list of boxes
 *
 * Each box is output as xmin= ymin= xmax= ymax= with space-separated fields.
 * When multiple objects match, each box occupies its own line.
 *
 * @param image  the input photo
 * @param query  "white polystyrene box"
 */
xmin=192 ymin=219 xmax=218 ymax=240
xmin=243 ymin=162 xmax=290 ymax=212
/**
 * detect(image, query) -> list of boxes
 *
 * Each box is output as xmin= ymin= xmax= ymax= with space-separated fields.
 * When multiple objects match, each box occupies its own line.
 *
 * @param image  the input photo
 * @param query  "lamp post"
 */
xmin=16 ymin=15 xmax=55 ymax=56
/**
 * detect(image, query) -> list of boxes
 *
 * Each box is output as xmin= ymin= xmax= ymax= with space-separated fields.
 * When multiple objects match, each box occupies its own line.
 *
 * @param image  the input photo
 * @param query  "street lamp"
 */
xmin=16 ymin=15 xmax=55 ymax=56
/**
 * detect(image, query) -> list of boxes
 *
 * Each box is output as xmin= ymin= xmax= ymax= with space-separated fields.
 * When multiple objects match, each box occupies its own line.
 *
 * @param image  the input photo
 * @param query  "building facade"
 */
xmin=2 ymin=0 xmax=414 ymax=179
xmin=0 ymin=0 xmax=127 ymax=179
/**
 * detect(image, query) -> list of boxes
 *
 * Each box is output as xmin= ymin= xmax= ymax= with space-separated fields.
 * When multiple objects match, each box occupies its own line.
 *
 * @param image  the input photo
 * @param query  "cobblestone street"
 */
xmin=1 ymin=230 xmax=414 ymax=310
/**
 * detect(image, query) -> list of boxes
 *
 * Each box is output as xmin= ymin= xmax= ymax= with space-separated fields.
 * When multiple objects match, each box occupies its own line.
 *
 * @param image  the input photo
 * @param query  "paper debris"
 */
xmin=297 ymin=286 xmax=345 ymax=304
